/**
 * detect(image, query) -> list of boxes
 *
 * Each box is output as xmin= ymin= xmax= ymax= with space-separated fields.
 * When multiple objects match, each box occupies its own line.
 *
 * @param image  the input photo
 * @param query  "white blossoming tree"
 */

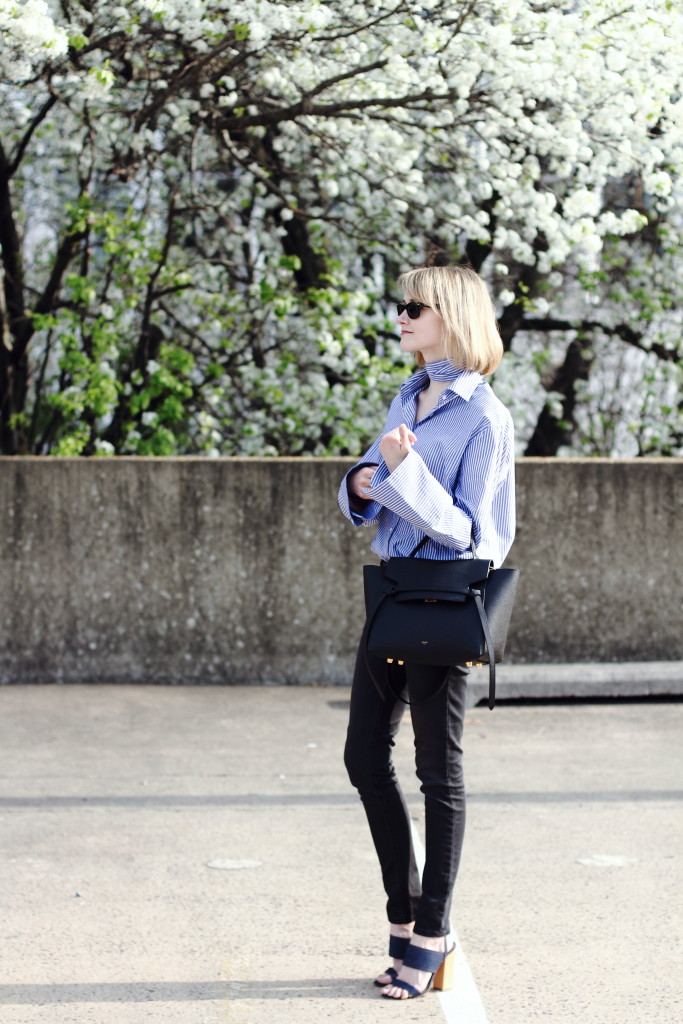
xmin=1 ymin=0 xmax=681 ymax=456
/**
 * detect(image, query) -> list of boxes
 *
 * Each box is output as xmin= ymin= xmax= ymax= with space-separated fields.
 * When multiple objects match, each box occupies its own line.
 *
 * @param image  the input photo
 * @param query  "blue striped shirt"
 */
xmin=338 ymin=368 xmax=515 ymax=567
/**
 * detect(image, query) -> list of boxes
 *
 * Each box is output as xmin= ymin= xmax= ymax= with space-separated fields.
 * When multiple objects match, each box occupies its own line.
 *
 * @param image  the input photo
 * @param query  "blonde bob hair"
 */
xmin=397 ymin=265 xmax=503 ymax=375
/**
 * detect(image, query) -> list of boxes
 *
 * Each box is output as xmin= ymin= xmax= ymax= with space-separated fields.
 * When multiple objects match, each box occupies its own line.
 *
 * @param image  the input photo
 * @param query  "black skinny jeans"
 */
xmin=344 ymin=639 xmax=468 ymax=938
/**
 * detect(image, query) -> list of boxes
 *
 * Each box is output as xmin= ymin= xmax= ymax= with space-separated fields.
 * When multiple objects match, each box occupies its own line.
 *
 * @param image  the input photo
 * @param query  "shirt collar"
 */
xmin=401 ymin=366 xmax=483 ymax=403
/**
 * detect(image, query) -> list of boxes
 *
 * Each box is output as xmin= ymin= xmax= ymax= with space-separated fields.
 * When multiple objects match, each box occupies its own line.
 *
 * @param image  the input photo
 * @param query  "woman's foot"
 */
xmin=381 ymin=932 xmax=451 ymax=1000
xmin=374 ymin=923 xmax=414 ymax=987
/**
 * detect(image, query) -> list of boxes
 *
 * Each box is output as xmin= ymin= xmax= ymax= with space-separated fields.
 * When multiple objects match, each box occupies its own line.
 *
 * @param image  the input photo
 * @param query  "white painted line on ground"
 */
xmin=410 ymin=822 xmax=490 ymax=1024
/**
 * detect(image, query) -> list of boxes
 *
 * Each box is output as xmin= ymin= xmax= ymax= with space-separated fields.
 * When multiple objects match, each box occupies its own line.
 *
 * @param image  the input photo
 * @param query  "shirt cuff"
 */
xmin=338 ymin=465 xmax=382 ymax=525
xmin=365 ymin=447 xmax=420 ymax=502
xmin=365 ymin=448 xmax=471 ymax=549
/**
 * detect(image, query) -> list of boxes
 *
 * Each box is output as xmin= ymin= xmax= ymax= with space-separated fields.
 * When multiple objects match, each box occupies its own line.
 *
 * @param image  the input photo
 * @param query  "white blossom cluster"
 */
xmin=0 ymin=0 xmax=67 ymax=80
xmin=2 ymin=0 xmax=682 ymax=456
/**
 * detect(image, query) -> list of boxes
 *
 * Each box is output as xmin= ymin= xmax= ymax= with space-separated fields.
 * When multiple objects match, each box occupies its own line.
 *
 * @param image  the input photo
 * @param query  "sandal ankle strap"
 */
xmin=388 ymin=935 xmax=411 ymax=959
xmin=402 ymin=942 xmax=447 ymax=973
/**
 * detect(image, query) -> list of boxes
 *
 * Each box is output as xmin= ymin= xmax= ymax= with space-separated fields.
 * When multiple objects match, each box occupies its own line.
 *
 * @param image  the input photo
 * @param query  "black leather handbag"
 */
xmin=363 ymin=536 xmax=519 ymax=710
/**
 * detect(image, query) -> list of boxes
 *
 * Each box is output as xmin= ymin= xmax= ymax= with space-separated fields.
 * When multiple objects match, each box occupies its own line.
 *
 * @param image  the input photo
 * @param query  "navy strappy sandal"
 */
xmin=373 ymin=934 xmax=410 ymax=987
xmin=381 ymin=938 xmax=456 ymax=999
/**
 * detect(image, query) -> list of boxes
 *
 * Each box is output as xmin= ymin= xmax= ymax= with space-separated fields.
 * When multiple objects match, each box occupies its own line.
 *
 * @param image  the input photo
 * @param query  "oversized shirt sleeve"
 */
xmin=363 ymin=418 xmax=512 ymax=554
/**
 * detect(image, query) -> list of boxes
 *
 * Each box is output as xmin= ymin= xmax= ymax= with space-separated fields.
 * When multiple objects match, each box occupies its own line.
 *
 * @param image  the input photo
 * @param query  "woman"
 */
xmin=339 ymin=264 xmax=515 ymax=1000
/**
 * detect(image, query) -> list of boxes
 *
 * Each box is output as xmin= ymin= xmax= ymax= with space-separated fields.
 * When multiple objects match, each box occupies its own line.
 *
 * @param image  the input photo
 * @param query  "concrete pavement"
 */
xmin=0 ymin=684 xmax=681 ymax=1024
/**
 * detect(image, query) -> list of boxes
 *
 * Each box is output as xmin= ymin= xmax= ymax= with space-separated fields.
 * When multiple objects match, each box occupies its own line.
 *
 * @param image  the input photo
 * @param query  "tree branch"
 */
xmin=522 ymin=317 xmax=681 ymax=363
xmin=132 ymin=35 xmax=251 ymax=131
xmin=298 ymin=59 xmax=390 ymax=104
xmin=314 ymin=1 xmax=407 ymax=42
xmin=8 ymin=94 xmax=59 ymax=177
xmin=217 ymin=83 xmax=457 ymax=133
xmin=22 ymin=227 xmax=86 ymax=355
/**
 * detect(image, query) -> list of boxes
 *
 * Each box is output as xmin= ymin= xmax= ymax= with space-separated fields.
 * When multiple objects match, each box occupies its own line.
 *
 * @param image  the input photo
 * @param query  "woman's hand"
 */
xmin=348 ymin=464 xmax=378 ymax=501
xmin=379 ymin=423 xmax=416 ymax=473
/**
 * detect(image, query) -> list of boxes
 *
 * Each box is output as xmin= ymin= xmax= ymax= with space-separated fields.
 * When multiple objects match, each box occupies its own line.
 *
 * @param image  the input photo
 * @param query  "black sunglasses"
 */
xmin=396 ymin=301 xmax=430 ymax=319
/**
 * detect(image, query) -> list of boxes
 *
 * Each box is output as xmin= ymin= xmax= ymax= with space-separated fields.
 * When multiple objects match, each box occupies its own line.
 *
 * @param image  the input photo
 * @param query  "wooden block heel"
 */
xmin=433 ymin=945 xmax=456 ymax=991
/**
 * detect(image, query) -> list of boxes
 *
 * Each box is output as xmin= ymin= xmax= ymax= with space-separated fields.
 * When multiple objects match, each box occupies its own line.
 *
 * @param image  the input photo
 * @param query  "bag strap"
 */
xmin=407 ymin=535 xmax=430 ymax=557
xmin=382 ymin=659 xmax=450 ymax=707
xmin=466 ymin=529 xmax=497 ymax=709
xmin=361 ymin=588 xmax=440 ymax=705
xmin=362 ymin=610 xmax=451 ymax=707
xmin=472 ymin=589 xmax=496 ymax=711
xmin=408 ymin=533 xmax=478 ymax=558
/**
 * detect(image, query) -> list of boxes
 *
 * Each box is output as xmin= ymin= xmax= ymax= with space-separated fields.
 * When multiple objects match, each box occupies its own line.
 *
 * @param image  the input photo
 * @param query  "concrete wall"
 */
xmin=1 ymin=457 xmax=681 ymax=685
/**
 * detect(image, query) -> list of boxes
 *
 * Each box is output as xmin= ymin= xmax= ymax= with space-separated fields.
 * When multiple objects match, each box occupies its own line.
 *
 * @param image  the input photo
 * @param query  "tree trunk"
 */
xmin=0 ymin=150 xmax=28 ymax=454
xmin=525 ymin=338 xmax=593 ymax=456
